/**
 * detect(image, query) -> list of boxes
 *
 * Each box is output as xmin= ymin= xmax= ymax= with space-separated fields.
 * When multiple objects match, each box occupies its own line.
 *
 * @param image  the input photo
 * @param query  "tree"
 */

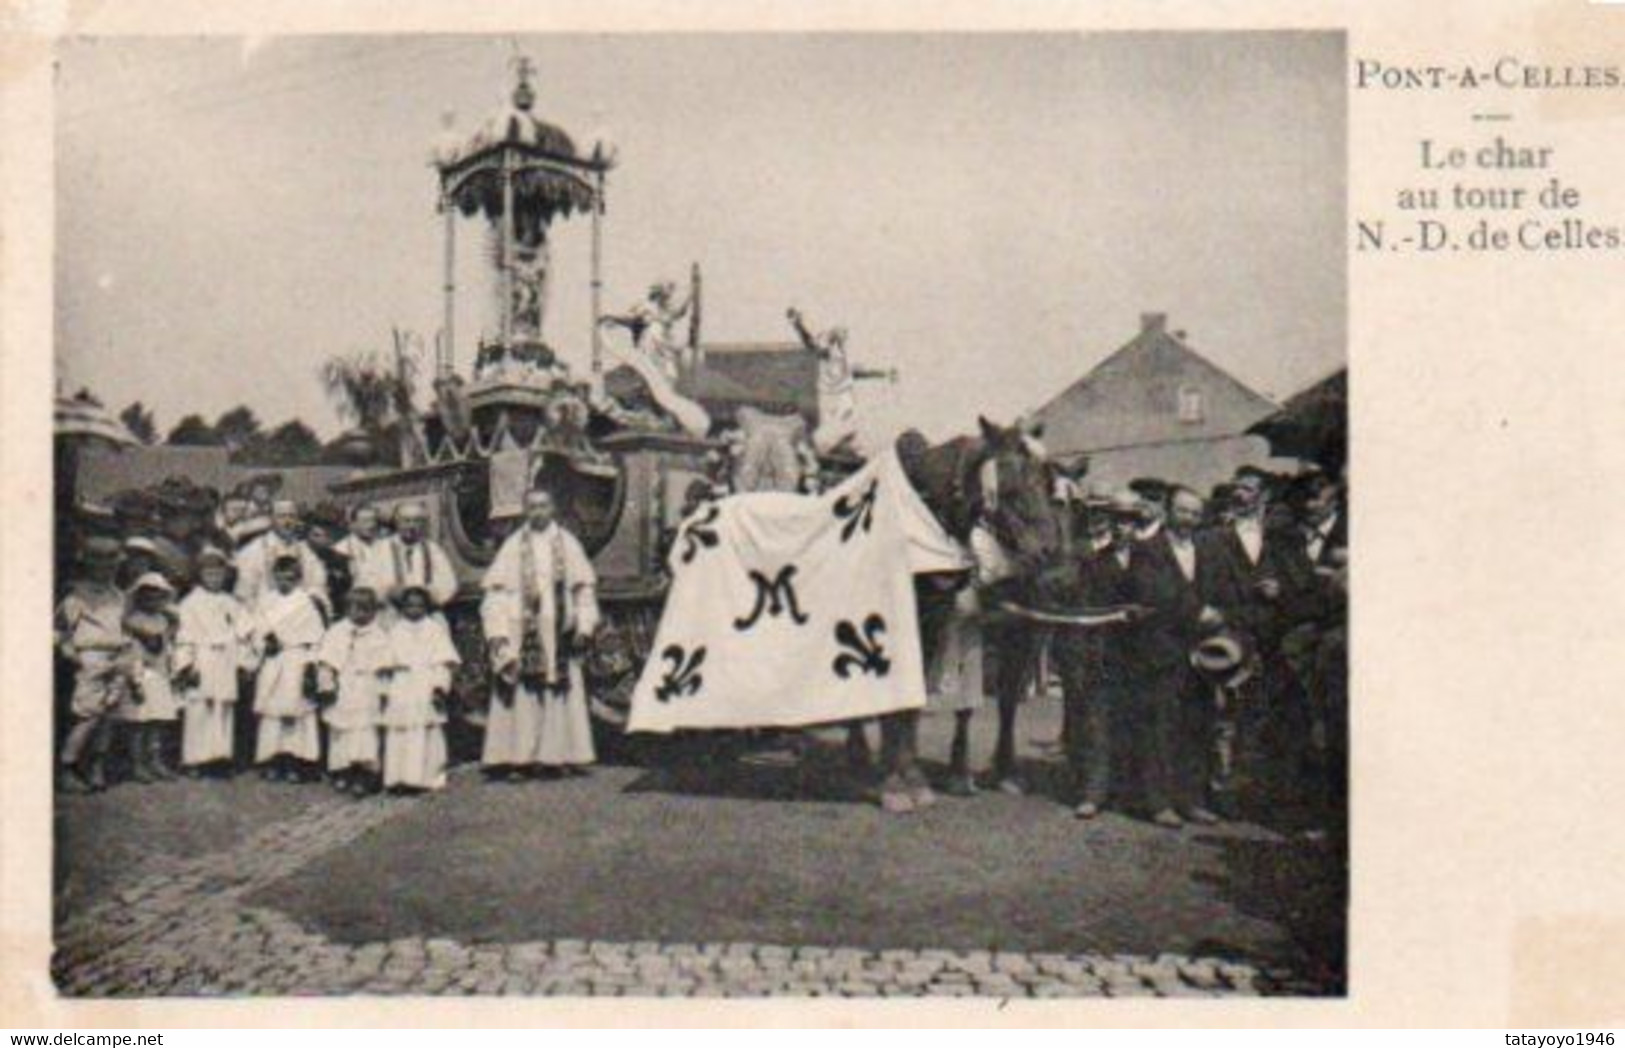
xmin=235 ymin=419 xmax=324 ymax=467
xmin=318 ymin=328 xmax=426 ymax=466
xmin=212 ymin=405 xmax=262 ymax=452
xmin=166 ymin=414 xmax=221 ymax=446
xmin=119 ymin=401 xmax=158 ymax=445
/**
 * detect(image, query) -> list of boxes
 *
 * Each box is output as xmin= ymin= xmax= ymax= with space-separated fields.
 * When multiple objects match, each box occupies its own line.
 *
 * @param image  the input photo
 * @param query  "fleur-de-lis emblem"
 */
xmin=655 ymin=644 xmax=707 ymax=702
xmin=832 ymin=614 xmax=890 ymax=679
xmin=833 ymin=479 xmax=879 ymax=542
xmin=734 ymin=565 xmax=810 ymax=631
xmin=678 ymin=503 xmax=721 ymax=564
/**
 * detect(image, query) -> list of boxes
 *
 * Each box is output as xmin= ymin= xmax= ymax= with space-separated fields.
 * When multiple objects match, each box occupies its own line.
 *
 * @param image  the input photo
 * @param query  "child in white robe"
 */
xmin=121 ymin=573 xmax=182 ymax=783
xmin=250 ymin=554 xmax=329 ymax=779
xmin=381 ymin=585 xmax=458 ymax=792
xmin=315 ymin=585 xmax=392 ymax=795
xmin=174 ymin=548 xmax=251 ymax=773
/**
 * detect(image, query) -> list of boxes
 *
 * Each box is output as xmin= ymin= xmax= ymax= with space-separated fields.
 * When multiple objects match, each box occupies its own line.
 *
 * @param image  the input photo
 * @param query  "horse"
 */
xmin=849 ymin=416 xmax=1067 ymax=812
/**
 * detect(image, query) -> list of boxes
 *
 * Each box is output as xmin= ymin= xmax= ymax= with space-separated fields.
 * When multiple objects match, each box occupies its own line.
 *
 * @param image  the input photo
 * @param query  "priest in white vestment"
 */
xmin=480 ymin=488 xmax=600 ymax=776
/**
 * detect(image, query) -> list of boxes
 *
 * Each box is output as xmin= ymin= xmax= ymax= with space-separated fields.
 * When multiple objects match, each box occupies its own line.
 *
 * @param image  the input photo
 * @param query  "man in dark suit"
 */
xmin=1052 ymin=490 xmax=1141 ymax=820
xmin=1124 ymin=484 xmax=1223 ymax=828
xmin=1195 ymin=468 xmax=1299 ymax=811
xmin=1275 ymin=471 xmax=1349 ymax=837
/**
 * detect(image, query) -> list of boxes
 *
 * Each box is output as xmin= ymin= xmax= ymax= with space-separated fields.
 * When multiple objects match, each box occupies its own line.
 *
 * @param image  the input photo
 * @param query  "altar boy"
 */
xmin=174 ymin=546 xmax=251 ymax=773
xmin=250 ymin=553 xmax=328 ymax=780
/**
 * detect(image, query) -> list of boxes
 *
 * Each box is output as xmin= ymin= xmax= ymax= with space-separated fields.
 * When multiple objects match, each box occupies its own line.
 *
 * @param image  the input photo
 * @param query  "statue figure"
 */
xmin=510 ymin=239 xmax=550 ymax=340
xmin=599 ymin=278 xmax=693 ymax=380
xmin=594 ymin=274 xmax=711 ymax=438
xmin=787 ymin=307 xmax=860 ymax=455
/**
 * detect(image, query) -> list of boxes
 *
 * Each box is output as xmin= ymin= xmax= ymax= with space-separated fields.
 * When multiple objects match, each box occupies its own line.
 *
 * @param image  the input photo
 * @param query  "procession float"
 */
xmin=326 ymin=59 xmax=892 ymax=731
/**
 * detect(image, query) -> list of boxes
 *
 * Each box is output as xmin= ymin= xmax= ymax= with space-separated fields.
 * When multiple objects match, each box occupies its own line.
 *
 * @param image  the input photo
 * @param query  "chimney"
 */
xmin=1140 ymin=312 xmax=1168 ymax=335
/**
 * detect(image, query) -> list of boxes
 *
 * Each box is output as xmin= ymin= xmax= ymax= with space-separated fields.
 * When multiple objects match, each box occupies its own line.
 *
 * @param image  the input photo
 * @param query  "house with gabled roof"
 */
xmin=1031 ymin=313 xmax=1289 ymax=492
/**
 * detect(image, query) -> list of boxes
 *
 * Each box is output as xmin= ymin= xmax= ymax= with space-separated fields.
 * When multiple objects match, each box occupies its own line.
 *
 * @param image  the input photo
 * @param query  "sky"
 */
xmin=56 ymin=33 xmax=1345 ymax=443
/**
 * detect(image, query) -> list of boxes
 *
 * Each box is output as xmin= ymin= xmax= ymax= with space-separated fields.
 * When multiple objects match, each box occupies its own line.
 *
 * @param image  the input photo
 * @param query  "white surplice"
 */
xmin=316 ymin=617 xmax=394 ymax=771
xmin=381 ymin=615 xmax=459 ymax=788
xmin=250 ymin=588 xmax=328 ymax=762
xmin=175 ymin=587 xmax=251 ymax=766
xmin=480 ymin=523 xmax=599 ymax=767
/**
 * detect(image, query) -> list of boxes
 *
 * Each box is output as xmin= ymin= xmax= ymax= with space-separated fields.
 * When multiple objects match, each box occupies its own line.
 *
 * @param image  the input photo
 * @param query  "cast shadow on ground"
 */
xmin=1188 ymin=830 xmax=1349 ymax=995
xmin=614 ymin=728 xmax=1083 ymax=808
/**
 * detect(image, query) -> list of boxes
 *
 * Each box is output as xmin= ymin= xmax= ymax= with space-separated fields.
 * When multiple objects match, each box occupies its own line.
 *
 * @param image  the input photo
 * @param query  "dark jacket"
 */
xmin=1195 ymin=518 xmax=1300 ymax=651
xmin=1125 ymin=530 xmax=1206 ymax=674
xmin=1051 ymin=541 xmax=1136 ymax=684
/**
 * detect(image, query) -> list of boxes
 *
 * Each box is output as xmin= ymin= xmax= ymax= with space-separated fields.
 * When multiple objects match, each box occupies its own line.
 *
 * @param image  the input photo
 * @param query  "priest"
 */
xmin=479 ymin=487 xmax=600 ymax=778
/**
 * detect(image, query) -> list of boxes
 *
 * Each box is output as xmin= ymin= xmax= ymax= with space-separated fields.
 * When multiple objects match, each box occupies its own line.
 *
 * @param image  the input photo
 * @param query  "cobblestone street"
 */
xmin=53 ymin=779 xmax=1288 ymax=997
xmin=52 ymin=704 xmax=1342 ymax=999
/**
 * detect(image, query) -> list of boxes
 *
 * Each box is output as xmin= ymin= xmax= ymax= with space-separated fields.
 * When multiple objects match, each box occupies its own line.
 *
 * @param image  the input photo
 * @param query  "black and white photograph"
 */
xmin=48 ymin=32 xmax=1348 ymax=1000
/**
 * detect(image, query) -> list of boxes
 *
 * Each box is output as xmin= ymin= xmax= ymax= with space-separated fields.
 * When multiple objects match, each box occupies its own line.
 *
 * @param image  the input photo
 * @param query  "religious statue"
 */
xmin=599 ymin=277 xmax=694 ymax=379
xmin=593 ymin=273 xmax=711 ymax=438
xmin=510 ymin=235 xmax=550 ymax=340
xmin=787 ymin=307 xmax=860 ymax=455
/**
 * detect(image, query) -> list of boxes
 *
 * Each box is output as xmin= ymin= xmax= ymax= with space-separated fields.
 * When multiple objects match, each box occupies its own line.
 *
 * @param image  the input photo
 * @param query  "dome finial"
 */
xmin=511 ymin=54 xmax=536 ymax=112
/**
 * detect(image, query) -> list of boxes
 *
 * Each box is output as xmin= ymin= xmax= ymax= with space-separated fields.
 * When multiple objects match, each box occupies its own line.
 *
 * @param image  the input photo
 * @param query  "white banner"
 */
xmin=627 ymin=449 xmax=967 ymax=733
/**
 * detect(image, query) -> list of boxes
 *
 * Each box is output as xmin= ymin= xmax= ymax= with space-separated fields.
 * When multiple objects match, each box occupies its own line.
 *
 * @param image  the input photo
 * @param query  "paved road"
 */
xmin=52 ymin=700 xmax=1343 ymax=997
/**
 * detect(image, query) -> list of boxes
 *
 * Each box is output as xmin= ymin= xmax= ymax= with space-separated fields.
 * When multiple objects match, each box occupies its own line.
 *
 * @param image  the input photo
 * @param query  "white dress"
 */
xmin=122 ymin=611 xmax=180 ymax=724
xmin=480 ymin=524 xmax=599 ymax=768
xmin=251 ymin=588 xmax=328 ymax=762
xmin=175 ymin=588 xmax=251 ymax=765
xmin=380 ymin=615 xmax=458 ymax=789
xmin=316 ymin=618 xmax=393 ymax=771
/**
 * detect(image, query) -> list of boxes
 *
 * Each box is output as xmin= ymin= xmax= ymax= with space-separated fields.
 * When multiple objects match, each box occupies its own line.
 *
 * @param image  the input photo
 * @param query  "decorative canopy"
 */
xmin=55 ymin=389 xmax=137 ymax=449
xmin=434 ymin=57 xmax=613 ymax=229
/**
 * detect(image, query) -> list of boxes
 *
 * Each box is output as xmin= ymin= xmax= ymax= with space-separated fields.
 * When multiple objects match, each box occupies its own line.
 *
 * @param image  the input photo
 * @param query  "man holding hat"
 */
xmin=234 ymin=499 xmax=328 ymax=607
xmin=1124 ymin=484 xmax=1224 ymax=828
xmin=1194 ymin=465 xmax=1293 ymax=812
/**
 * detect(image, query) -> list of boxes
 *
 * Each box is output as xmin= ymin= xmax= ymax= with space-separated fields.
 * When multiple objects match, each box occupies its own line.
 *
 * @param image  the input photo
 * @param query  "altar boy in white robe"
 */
xmin=381 ymin=584 xmax=459 ymax=792
xmin=250 ymin=553 xmax=329 ymax=779
xmin=314 ymin=585 xmax=392 ymax=795
xmin=480 ymin=487 xmax=600 ymax=778
xmin=174 ymin=546 xmax=251 ymax=773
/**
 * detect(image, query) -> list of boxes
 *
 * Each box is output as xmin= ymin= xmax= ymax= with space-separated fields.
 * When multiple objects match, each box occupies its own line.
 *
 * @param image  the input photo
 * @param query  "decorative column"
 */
xmin=500 ymin=151 xmax=516 ymax=345
xmin=590 ymin=168 xmax=605 ymax=393
xmin=441 ymin=194 xmax=456 ymax=377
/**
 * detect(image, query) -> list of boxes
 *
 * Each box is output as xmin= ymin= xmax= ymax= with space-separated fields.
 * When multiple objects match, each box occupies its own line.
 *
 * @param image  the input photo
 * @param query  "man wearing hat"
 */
xmin=1123 ymin=484 xmax=1224 ymax=828
xmin=1194 ymin=465 xmax=1295 ymax=811
xmin=55 ymin=535 xmax=133 ymax=792
xmin=369 ymin=501 xmax=457 ymax=609
xmin=1127 ymin=477 xmax=1169 ymax=542
xmin=1052 ymin=488 xmax=1143 ymax=820
xmin=234 ymin=499 xmax=329 ymax=607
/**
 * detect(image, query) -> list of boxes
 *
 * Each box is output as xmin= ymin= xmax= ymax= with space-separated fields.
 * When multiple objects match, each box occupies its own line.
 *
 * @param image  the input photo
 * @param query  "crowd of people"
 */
xmin=56 ymin=456 xmax=1347 ymax=839
xmin=53 ymin=486 xmax=603 ymax=796
xmin=962 ymin=464 xmax=1349 ymax=836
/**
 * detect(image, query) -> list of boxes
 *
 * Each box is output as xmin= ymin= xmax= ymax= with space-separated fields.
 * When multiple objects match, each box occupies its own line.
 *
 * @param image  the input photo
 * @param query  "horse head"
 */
xmin=971 ymin=416 xmax=1065 ymax=583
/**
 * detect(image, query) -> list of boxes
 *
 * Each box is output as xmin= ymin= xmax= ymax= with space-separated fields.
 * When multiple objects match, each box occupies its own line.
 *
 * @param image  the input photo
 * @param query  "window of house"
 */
xmin=1178 ymin=385 xmax=1204 ymax=423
